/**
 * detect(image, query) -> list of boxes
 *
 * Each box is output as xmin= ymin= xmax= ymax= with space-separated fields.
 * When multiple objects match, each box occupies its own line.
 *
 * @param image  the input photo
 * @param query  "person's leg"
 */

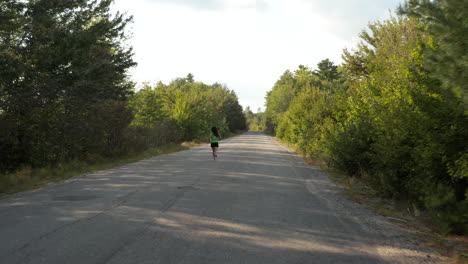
xmin=214 ymin=147 xmax=218 ymax=157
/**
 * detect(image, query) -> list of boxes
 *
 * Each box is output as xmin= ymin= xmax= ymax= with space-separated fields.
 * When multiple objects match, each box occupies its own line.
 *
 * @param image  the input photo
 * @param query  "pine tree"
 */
xmin=399 ymin=0 xmax=468 ymax=107
xmin=314 ymin=59 xmax=340 ymax=82
xmin=0 ymin=0 xmax=136 ymax=169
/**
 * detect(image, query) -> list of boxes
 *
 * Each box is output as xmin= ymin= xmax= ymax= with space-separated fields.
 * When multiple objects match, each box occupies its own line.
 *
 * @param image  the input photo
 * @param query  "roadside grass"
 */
xmin=0 ymin=131 xmax=245 ymax=198
xmin=0 ymin=143 xmax=187 ymax=198
xmin=277 ymin=139 xmax=467 ymax=264
xmin=313 ymin=160 xmax=468 ymax=264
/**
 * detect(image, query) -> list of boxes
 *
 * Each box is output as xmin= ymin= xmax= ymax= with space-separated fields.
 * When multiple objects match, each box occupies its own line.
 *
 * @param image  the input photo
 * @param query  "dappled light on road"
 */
xmin=0 ymin=132 xmax=443 ymax=264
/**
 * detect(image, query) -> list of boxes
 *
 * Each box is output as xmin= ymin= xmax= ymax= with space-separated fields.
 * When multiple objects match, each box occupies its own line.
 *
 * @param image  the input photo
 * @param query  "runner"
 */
xmin=209 ymin=127 xmax=221 ymax=160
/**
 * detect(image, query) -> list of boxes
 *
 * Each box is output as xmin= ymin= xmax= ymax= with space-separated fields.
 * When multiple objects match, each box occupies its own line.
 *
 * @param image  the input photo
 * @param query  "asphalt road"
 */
xmin=0 ymin=132 xmax=442 ymax=264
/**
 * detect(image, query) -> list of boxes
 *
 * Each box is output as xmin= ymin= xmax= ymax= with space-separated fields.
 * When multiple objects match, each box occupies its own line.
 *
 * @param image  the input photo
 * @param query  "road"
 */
xmin=0 ymin=132 xmax=442 ymax=264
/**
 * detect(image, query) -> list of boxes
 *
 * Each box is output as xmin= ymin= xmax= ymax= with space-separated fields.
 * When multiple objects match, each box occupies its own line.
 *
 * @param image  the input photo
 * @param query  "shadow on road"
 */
xmin=0 ymin=132 xmax=437 ymax=264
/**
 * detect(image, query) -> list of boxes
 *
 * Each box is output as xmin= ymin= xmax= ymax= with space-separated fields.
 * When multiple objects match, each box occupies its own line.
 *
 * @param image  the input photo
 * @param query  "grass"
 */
xmin=276 ymin=139 xmax=467 ymax=264
xmin=0 ymin=131 xmax=246 ymax=198
xmin=312 ymin=160 xmax=468 ymax=264
xmin=0 ymin=142 xmax=189 ymax=198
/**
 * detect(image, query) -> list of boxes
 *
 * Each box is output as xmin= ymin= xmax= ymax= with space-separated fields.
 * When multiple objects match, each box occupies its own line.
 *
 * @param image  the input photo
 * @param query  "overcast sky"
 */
xmin=112 ymin=0 xmax=403 ymax=112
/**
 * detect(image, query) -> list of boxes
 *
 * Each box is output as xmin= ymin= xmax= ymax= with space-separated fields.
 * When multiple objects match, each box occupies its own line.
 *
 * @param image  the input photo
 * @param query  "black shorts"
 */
xmin=210 ymin=142 xmax=219 ymax=148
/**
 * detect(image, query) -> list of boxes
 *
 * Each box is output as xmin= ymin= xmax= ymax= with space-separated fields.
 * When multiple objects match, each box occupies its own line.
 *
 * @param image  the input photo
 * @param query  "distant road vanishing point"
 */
xmin=0 ymin=132 xmax=443 ymax=264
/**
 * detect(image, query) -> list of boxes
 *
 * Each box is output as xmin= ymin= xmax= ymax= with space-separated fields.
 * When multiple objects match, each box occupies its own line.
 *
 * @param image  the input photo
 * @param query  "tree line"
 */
xmin=0 ymin=1 xmax=245 ymax=179
xmin=264 ymin=1 xmax=467 ymax=234
xmin=129 ymin=76 xmax=246 ymax=144
xmin=243 ymin=106 xmax=265 ymax=131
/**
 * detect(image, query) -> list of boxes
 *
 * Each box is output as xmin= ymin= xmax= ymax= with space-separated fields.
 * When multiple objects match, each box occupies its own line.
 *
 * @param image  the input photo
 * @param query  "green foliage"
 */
xmin=244 ymin=106 xmax=265 ymax=131
xmin=0 ymin=0 xmax=245 ymax=178
xmin=129 ymin=76 xmax=246 ymax=142
xmin=129 ymin=83 xmax=167 ymax=127
xmin=0 ymin=0 xmax=136 ymax=171
xmin=272 ymin=60 xmax=344 ymax=159
xmin=399 ymin=0 xmax=468 ymax=108
xmin=265 ymin=66 xmax=325 ymax=134
xmin=265 ymin=70 xmax=297 ymax=133
xmin=338 ymin=16 xmax=467 ymax=233
xmin=313 ymin=59 xmax=340 ymax=82
xmin=265 ymin=14 xmax=467 ymax=234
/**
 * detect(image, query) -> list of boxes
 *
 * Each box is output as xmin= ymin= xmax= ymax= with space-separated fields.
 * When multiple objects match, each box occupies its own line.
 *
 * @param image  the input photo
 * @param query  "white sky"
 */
xmin=112 ymin=0 xmax=403 ymax=112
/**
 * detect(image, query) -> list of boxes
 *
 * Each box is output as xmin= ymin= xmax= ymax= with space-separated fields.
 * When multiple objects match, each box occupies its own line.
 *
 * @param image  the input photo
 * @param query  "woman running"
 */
xmin=209 ymin=127 xmax=221 ymax=160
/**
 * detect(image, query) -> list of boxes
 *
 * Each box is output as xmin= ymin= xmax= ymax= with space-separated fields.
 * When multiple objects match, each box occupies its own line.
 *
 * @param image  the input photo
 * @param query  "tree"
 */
xmin=399 ymin=0 xmax=468 ymax=107
xmin=244 ymin=107 xmax=265 ymax=131
xmin=129 ymin=77 xmax=245 ymax=141
xmin=244 ymin=106 xmax=254 ymax=120
xmin=264 ymin=14 xmax=467 ymax=233
xmin=313 ymin=59 xmax=340 ymax=82
xmin=330 ymin=16 xmax=467 ymax=233
xmin=0 ymin=0 xmax=136 ymax=170
xmin=186 ymin=73 xmax=195 ymax=83
xmin=264 ymin=70 xmax=297 ymax=134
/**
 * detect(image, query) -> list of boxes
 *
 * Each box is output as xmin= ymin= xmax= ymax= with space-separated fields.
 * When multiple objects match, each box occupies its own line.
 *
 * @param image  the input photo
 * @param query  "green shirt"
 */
xmin=210 ymin=132 xmax=219 ymax=143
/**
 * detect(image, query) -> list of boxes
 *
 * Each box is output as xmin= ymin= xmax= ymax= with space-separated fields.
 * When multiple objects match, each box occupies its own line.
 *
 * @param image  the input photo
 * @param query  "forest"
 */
xmin=264 ymin=1 xmax=467 ymax=233
xmin=0 ymin=0 xmax=245 ymax=191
